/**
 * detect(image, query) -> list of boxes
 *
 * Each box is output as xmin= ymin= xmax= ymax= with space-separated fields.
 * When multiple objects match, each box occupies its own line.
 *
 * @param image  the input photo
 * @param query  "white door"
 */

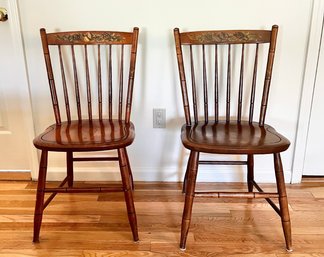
xmin=291 ymin=0 xmax=324 ymax=182
xmin=0 ymin=0 xmax=36 ymax=174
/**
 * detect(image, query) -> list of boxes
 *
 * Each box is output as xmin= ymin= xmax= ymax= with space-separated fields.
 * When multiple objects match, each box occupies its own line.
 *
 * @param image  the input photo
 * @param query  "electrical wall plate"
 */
xmin=153 ymin=108 xmax=166 ymax=128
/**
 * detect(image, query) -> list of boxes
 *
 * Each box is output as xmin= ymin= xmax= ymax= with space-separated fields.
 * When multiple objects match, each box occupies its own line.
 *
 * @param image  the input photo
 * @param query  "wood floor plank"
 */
xmin=0 ymin=180 xmax=324 ymax=255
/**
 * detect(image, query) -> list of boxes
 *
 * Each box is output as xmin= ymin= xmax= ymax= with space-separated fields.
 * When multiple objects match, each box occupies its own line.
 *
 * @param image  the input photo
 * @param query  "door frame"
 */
xmin=291 ymin=0 xmax=324 ymax=183
xmin=2 ymin=0 xmax=38 ymax=179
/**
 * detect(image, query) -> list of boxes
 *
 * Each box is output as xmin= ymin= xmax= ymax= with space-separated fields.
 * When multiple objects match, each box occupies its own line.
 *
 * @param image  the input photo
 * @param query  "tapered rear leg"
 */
xmin=118 ymin=148 xmax=139 ymax=241
xmin=182 ymin=152 xmax=193 ymax=194
xmin=33 ymin=150 xmax=48 ymax=243
xmin=274 ymin=153 xmax=292 ymax=252
xmin=67 ymin=151 xmax=73 ymax=187
xmin=247 ymin=154 xmax=254 ymax=192
xmin=124 ymin=149 xmax=134 ymax=191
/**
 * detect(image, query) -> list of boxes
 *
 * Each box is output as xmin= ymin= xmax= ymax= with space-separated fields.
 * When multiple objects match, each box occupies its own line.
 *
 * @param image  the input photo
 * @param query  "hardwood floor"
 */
xmin=0 ymin=178 xmax=324 ymax=256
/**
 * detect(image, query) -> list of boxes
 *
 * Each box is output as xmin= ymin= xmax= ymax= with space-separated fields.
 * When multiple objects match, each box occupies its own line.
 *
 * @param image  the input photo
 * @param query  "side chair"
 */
xmin=33 ymin=27 xmax=139 ymax=242
xmin=174 ymin=25 xmax=292 ymax=251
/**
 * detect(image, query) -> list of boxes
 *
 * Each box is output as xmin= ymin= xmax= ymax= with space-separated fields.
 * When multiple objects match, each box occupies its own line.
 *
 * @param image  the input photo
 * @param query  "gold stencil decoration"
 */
xmin=57 ymin=32 xmax=125 ymax=43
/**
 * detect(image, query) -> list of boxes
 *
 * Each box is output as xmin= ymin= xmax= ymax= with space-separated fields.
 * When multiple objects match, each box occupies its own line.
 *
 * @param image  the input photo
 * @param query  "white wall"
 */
xmin=18 ymin=0 xmax=313 ymax=182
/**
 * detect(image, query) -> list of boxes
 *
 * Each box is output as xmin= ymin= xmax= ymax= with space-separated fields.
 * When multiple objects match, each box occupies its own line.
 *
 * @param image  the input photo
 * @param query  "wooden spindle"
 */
xmin=190 ymin=45 xmax=198 ymax=124
xmin=58 ymin=45 xmax=71 ymax=122
xmin=85 ymin=45 xmax=92 ymax=121
xmin=98 ymin=45 xmax=103 ymax=120
xmin=259 ymin=25 xmax=278 ymax=126
xmin=214 ymin=44 xmax=219 ymax=123
xmin=118 ymin=45 xmax=124 ymax=120
xmin=71 ymin=45 xmax=82 ymax=121
xmin=108 ymin=45 xmax=113 ymax=120
xmin=237 ymin=44 xmax=245 ymax=123
xmin=202 ymin=45 xmax=208 ymax=123
xmin=226 ymin=44 xmax=231 ymax=122
xmin=249 ymin=43 xmax=259 ymax=123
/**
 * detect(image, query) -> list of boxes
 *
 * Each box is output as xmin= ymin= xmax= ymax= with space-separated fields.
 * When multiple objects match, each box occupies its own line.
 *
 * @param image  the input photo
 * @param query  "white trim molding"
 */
xmin=7 ymin=0 xmax=38 ymax=178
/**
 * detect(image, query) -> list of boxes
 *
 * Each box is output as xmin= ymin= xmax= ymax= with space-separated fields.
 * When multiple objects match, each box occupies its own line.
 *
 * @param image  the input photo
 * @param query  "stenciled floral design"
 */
xmin=189 ymin=31 xmax=262 ymax=44
xmin=56 ymin=32 xmax=125 ymax=43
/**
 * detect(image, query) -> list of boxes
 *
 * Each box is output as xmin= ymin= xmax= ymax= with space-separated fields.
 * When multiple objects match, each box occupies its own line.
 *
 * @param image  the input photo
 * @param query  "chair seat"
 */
xmin=181 ymin=121 xmax=290 ymax=154
xmin=33 ymin=119 xmax=135 ymax=152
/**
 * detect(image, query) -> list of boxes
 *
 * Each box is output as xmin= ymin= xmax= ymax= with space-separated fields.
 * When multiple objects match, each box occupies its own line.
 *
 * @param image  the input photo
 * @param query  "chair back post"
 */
xmin=174 ymin=28 xmax=192 ymax=126
xmin=40 ymin=28 xmax=61 ymax=125
xmin=125 ymin=27 xmax=139 ymax=124
xmin=259 ymin=25 xmax=278 ymax=126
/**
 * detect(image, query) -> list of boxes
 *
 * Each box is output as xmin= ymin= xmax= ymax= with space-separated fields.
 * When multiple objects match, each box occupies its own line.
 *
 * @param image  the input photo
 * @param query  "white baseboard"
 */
xmin=44 ymin=166 xmax=292 ymax=183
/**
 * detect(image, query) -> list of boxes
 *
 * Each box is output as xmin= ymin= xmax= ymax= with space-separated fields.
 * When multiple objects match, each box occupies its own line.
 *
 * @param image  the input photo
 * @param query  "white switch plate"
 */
xmin=153 ymin=108 xmax=166 ymax=128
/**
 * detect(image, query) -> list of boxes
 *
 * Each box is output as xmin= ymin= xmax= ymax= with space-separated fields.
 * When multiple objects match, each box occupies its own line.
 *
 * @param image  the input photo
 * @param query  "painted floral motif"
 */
xmin=189 ymin=32 xmax=262 ymax=44
xmin=57 ymin=32 xmax=125 ymax=43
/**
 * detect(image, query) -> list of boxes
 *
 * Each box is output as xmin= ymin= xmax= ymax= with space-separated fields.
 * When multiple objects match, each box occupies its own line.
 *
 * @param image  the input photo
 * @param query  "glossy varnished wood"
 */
xmin=33 ymin=120 xmax=135 ymax=151
xmin=174 ymin=25 xmax=292 ymax=251
xmin=0 ymin=180 xmax=324 ymax=256
xmin=33 ymin=28 xmax=139 ymax=243
xmin=181 ymin=121 xmax=290 ymax=154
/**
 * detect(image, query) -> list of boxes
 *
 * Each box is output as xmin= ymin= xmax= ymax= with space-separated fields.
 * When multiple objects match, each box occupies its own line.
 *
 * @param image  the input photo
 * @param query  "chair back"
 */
xmin=174 ymin=25 xmax=278 ymax=126
xmin=40 ymin=27 xmax=139 ymax=125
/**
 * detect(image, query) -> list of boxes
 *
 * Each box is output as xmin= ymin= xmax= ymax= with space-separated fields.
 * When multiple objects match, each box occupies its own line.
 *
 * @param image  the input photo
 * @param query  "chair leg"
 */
xmin=180 ymin=151 xmax=199 ymax=250
xmin=118 ymin=148 xmax=139 ymax=242
xmin=274 ymin=153 xmax=292 ymax=252
xmin=33 ymin=150 xmax=48 ymax=243
xmin=124 ymin=149 xmax=135 ymax=191
xmin=67 ymin=151 xmax=73 ymax=187
xmin=247 ymin=154 xmax=254 ymax=192
xmin=182 ymin=153 xmax=193 ymax=194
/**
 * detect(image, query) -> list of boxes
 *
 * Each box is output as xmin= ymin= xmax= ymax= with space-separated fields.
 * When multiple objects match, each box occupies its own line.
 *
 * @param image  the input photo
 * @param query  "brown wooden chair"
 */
xmin=33 ymin=28 xmax=139 ymax=242
xmin=174 ymin=25 xmax=292 ymax=251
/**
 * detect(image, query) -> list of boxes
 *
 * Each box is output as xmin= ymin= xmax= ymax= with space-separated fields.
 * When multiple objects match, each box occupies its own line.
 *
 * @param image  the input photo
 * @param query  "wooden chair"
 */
xmin=33 ymin=28 xmax=139 ymax=242
xmin=174 ymin=25 xmax=292 ymax=251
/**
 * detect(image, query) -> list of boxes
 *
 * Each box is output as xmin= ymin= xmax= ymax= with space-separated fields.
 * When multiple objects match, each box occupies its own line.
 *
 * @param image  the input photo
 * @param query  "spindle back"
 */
xmin=40 ymin=28 xmax=139 ymax=125
xmin=174 ymin=25 xmax=278 ymax=126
